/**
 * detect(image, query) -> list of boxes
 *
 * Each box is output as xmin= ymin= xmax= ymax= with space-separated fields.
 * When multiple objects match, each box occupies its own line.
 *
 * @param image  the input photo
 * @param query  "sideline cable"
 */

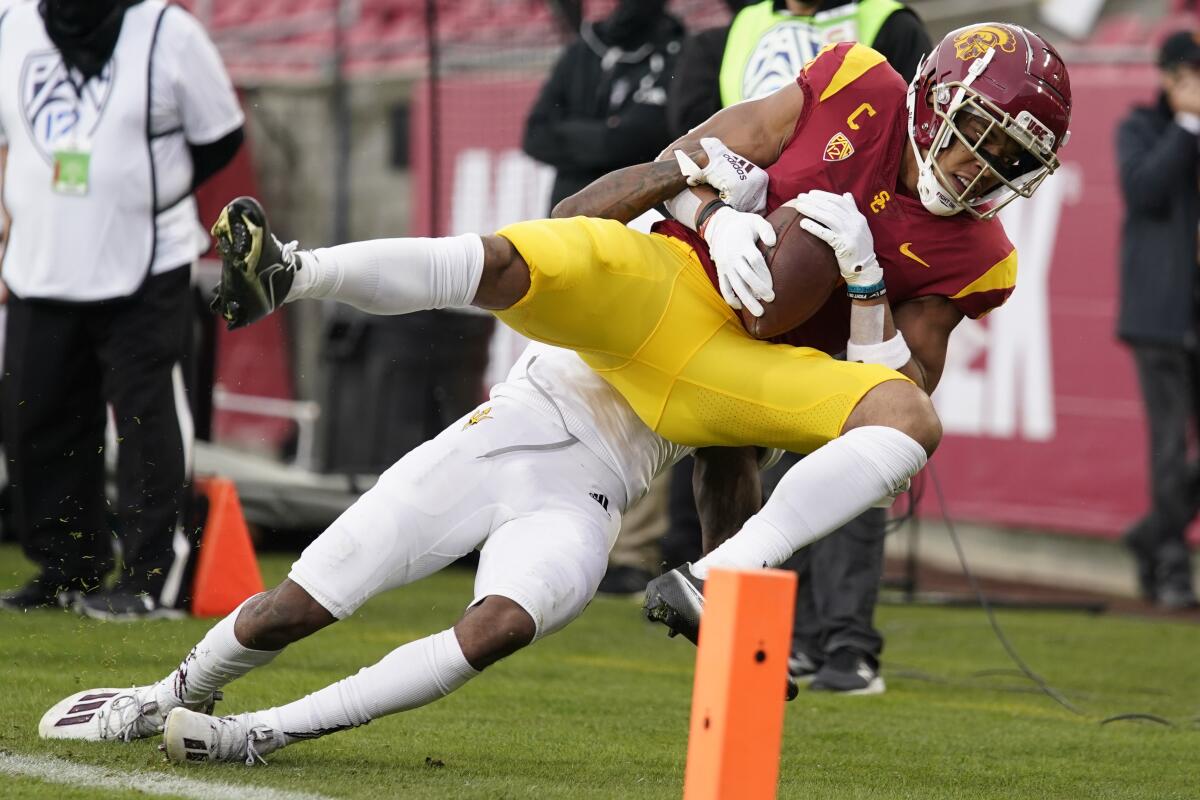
xmin=924 ymin=461 xmax=1176 ymax=728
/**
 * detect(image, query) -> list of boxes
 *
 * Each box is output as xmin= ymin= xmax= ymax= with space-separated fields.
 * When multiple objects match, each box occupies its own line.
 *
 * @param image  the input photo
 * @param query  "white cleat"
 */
xmin=39 ymin=686 xmax=219 ymax=741
xmin=162 ymin=707 xmax=280 ymax=766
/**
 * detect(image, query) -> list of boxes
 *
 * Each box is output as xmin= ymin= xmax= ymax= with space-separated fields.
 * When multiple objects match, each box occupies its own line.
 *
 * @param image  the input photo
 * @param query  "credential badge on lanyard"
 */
xmin=51 ymin=91 xmax=92 ymax=196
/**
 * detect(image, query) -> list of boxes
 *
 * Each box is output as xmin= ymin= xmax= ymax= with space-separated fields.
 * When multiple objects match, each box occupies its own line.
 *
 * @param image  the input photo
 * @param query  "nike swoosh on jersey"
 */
xmin=899 ymin=242 xmax=931 ymax=268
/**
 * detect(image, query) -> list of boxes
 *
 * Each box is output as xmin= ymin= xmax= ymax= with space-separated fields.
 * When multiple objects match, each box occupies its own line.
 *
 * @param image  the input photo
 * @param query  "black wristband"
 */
xmin=695 ymin=198 xmax=729 ymax=232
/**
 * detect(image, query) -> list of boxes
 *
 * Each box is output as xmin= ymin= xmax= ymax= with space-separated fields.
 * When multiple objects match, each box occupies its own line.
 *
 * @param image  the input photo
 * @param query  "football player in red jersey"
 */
xmin=552 ymin=22 xmax=1072 ymax=634
xmin=571 ymin=21 xmax=1070 ymax=393
xmin=205 ymin=23 xmax=1071 ymax=646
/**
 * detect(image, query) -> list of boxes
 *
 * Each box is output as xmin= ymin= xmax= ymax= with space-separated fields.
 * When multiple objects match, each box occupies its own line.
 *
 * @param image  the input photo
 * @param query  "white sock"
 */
xmin=259 ymin=628 xmax=478 ymax=746
xmin=154 ymin=599 xmax=281 ymax=710
xmin=287 ymin=234 xmax=485 ymax=314
xmin=692 ymin=426 xmax=927 ymax=577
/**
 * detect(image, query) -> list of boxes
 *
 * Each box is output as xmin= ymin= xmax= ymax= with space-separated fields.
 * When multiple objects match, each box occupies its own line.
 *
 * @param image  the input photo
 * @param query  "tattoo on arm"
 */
xmin=551 ymin=158 xmax=695 ymax=223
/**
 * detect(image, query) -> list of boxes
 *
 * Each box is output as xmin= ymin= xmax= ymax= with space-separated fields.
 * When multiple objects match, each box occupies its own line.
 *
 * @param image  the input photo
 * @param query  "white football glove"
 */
xmin=784 ymin=190 xmax=885 ymax=298
xmin=675 ymin=138 xmax=769 ymax=213
xmin=703 ymin=205 xmax=776 ymax=316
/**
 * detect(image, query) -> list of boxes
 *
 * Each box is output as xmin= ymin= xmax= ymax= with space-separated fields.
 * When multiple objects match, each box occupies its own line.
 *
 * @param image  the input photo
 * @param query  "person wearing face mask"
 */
xmin=0 ymin=0 xmax=244 ymax=619
xmin=523 ymin=0 xmax=685 ymax=209
xmin=1115 ymin=30 xmax=1200 ymax=610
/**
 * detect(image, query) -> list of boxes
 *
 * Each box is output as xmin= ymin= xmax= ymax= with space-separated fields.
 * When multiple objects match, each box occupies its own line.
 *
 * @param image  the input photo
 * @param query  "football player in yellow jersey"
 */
xmin=210 ymin=23 xmax=1070 ymax=644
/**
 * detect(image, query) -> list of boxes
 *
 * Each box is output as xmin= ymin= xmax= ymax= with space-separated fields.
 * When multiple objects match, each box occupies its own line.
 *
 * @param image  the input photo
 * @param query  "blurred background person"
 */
xmin=522 ymin=0 xmax=687 ymax=595
xmin=662 ymin=0 xmax=930 ymax=694
xmin=522 ymin=0 xmax=685 ymax=209
xmin=1115 ymin=29 xmax=1200 ymax=611
xmin=0 ymin=0 xmax=243 ymax=618
xmin=668 ymin=0 xmax=928 ymax=135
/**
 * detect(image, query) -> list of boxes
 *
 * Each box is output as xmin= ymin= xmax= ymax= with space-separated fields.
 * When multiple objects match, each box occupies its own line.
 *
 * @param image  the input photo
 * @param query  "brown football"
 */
xmin=738 ymin=204 xmax=841 ymax=339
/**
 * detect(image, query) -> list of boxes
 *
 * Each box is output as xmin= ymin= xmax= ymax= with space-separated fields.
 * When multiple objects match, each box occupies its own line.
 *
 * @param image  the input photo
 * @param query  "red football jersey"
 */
xmin=655 ymin=42 xmax=1018 ymax=356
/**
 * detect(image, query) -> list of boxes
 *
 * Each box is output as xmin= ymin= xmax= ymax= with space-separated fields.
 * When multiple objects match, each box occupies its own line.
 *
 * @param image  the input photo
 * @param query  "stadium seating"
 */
xmin=176 ymin=0 xmax=731 ymax=80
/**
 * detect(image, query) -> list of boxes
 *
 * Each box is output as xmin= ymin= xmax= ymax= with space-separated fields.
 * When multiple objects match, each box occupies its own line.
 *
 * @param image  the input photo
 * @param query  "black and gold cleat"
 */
xmin=210 ymin=196 xmax=297 ymax=330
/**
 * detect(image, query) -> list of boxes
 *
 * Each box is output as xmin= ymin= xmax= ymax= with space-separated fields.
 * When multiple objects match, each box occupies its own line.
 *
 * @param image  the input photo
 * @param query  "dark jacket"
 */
xmin=666 ymin=1 xmax=930 ymax=137
xmin=522 ymin=15 xmax=684 ymax=208
xmin=1116 ymin=96 xmax=1200 ymax=347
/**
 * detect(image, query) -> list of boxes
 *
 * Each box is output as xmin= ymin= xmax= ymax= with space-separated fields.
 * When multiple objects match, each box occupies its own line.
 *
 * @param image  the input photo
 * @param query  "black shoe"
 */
xmin=809 ymin=649 xmax=885 ymax=695
xmin=598 ymin=565 xmax=652 ymax=596
xmin=0 ymin=579 xmax=70 ymax=612
xmin=210 ymin=196 xmax=298 ymax=330
xmin=74 ymin=590 xmax=179 ymax=622
xmin=788 ymin=650 xmax=822 ymax=684
xmin=643 ymin=564 xmax=705 ymax=645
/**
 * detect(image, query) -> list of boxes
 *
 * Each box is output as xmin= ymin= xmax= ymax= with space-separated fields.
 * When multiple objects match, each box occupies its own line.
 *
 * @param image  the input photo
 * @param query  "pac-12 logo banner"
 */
xmin=20 ymin=52 xmax=114 ymax=163
xmin=953 ymin=25 xmax=1016 ymax=61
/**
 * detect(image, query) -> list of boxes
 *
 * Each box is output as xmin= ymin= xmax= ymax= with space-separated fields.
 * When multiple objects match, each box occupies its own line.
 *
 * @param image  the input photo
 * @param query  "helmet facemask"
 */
xmin=907 ymin=48 xmax=1066 ymax=220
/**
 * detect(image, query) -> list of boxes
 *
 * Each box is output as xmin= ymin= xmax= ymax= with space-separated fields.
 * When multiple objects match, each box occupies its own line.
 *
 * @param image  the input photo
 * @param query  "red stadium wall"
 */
xmin=409 ymin=65 xmax=1175 ymax=541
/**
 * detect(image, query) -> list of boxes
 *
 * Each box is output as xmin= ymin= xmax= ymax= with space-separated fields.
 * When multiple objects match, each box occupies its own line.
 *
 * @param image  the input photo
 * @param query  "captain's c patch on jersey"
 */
xmin=823 ymin=132 xmax=854 ymax=162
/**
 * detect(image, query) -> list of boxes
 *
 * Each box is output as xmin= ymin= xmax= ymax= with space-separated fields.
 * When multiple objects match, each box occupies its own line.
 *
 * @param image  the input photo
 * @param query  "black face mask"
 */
xmin=39 ymin=0 xmax=131 ymax=81
xmin=603 ymin=0 xmax=669 ymax=49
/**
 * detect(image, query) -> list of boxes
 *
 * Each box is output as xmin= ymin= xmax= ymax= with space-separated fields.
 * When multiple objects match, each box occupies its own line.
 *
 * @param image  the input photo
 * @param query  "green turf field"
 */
xmin=1 ymin=543 xmax=1197 ymax=799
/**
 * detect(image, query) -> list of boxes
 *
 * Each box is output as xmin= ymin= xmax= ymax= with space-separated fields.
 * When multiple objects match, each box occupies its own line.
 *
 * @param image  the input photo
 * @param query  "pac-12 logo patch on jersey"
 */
xmin=953 ymin=25 xmax=1016 ymax=61
xmin=823 ymin=132 xmax=855 ymax=162
xmin=21 ymin=52 xmax=114 ymax=162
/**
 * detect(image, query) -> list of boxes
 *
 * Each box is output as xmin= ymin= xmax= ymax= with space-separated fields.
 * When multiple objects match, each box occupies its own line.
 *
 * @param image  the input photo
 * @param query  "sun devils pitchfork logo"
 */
xmin=953 ymin=25 xmax=1016 ymax=62
xmin=21 ymin=51 xmax=114 ymax=163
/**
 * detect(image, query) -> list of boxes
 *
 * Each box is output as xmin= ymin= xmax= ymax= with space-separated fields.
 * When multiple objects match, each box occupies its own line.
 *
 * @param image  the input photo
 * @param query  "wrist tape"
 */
xmin=846 ymin=330 xmax=911 ymax=370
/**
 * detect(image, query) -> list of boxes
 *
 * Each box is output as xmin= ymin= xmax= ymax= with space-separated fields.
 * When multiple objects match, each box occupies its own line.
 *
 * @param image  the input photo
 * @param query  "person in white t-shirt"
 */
xmin=0 ymin=0 xmax=244 ymax=619
xmin=36 ymin=340 xmax=776 ymax=762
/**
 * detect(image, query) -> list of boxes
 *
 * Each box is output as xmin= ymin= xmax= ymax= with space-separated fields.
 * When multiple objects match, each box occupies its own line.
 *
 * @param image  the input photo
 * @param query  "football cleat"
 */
xmin=38 ymin=686 xmax=220 ymax=742
xmin=209 ymin=196 xmax=299 ymax=330
xmin=643 ymin=564 xmax=706 ymax=645
xmin=645 ymin=565 xmax=799 ymax=701
xmin=162 ymin=707 xmax=280 ymax=766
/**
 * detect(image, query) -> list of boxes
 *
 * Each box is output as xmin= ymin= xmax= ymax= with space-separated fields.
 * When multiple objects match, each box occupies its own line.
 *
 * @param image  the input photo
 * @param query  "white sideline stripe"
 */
xmin=0 ymin=752 xmax=336 ymax=800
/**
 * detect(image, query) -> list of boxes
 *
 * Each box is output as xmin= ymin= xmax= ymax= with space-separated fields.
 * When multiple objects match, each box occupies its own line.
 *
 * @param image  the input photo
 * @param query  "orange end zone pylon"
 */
xmin=191 ymin=476 xmax=265 ymax=617
xmin=683 ymin=568 xmax=797 ymax=800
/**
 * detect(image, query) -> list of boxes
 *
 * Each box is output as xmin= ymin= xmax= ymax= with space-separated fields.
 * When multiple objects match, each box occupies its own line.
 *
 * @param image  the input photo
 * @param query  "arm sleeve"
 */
xmin=162 ymin=7 xmax=244 ymax=145
xmin=521 ymin=46 xmax=587 ymax=170
xmin=666 ymin=27 xmax=729 ymax=138
xmin=1117 ymin=112 xmax=1199 ymax=215
xmin=870 ymin=8 xmax=933 ymax=83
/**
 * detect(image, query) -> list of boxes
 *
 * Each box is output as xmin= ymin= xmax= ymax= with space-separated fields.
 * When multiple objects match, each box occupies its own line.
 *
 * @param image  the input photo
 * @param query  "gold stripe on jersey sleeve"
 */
xmin=818 ymin=44 xmax=887 ymax=103
xmin=950 ymin=249 xmax=1018 ymax=300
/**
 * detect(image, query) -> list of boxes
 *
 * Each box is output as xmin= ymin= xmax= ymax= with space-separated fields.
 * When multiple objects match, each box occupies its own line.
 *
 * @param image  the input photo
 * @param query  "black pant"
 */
xmin=3 ymin=267 xmax=192 ymax=598
xmin=1127 ymin=343 xmax=1200 ymax=589
xmin=661 ymin=453 xmax=886 ymax=664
